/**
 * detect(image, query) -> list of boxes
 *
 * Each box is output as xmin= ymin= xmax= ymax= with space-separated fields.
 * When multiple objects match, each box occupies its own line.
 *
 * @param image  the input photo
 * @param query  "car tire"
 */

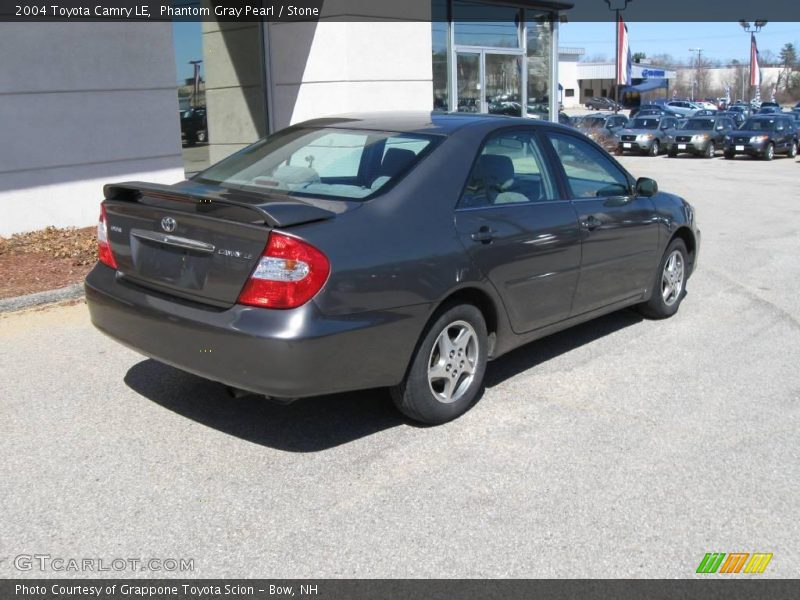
xmin=196 ymin=130 xmax=207 ymax=144
xmin=704 ymin=142 xmax=715 ymax=158
xmin=667 ymin=148 xmax=677 ymax=158
xmin=788 ymin=142 xmax=798 ymax=158
xmin=638 ymin=238 xmax=689 ymax=320
xmin=649 ymin=140 xmax=660 ymax=156
xmin=724 ymin=150 xmax=735 ymax=159
xmin=391 ymin=304 xmax=488 ymax=425
xmin=763 ymin=142 xmax=774 ymax=161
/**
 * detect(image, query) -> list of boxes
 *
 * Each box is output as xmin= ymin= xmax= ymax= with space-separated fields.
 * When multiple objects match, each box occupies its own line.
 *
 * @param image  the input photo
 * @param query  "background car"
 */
xmin=757 ymin=105 xmax=782 ymax=115
xmin=180 ymin=107 xmax=207 ymax=146
xmin=667 ymin=115 xmax=736 ymax=158
xmin=723 ymin=115 xmax=798 ymax=160
xmin=557 ymin=112 xmax=574 ymax=126
xmin=636 ymin=107 xmax=685 ymax=119
xmin=715 ymin=110 xmax=746 ymax=127
xmin=630 ymin=102 xmax=666 ymax=118
xmin=696 ymin=100 xmax=719 ymax=111
xmin=585 ymin=96 xmax=621 ymax=111
xmin=576 ymin=113 xmax=628 ymax=152
xmin=665 ymin=100 xmax=701 ymax=117
xmin=728 ymin=104 xmax=752 ymax=119
xmin=84 ymin=112 xmax=699 ymax=424
xmin=616 ymin=115 xmax=678 ymax=156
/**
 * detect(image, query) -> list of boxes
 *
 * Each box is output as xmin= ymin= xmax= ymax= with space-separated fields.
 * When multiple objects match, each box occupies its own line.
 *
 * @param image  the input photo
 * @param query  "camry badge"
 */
xmin=161 ymin=216 xmax=177 ymax=233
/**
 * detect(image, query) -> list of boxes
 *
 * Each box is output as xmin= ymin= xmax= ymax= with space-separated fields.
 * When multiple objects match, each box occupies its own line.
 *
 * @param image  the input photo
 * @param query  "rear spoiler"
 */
xmin=104 ymin=181 xmax=336 ymax=228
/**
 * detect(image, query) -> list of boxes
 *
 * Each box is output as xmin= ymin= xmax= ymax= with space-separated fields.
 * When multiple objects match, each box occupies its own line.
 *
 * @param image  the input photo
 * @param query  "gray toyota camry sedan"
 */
xmin=86 ymin=112 xmax=700 ymax=424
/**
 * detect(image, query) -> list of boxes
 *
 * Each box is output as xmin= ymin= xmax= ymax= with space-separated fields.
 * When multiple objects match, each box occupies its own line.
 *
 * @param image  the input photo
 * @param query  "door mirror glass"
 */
xmin=635 ymin=177 xmax=658 ymax=197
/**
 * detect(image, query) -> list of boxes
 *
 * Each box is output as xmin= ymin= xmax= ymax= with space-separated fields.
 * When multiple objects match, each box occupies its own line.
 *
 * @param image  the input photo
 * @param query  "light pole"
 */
xmin=738 ymin=20 xmax=767 ymax=102
xmin=688 ymin=48 xmax=703 ymax=101
xmin=603 ymin=0 xmax=633 ymax=114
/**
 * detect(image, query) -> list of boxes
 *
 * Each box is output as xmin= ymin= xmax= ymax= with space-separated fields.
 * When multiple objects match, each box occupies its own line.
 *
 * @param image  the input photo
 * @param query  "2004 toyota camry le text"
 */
xmin=85 ymin=112 xmax=700 ymax=424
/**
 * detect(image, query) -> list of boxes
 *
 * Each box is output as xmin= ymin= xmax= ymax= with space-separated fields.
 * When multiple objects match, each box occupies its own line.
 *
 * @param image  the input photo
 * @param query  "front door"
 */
xmin=543 ymin=130 xmax=661 ymax=316
xmin=456 ymin=50 xmax=524 ymax=116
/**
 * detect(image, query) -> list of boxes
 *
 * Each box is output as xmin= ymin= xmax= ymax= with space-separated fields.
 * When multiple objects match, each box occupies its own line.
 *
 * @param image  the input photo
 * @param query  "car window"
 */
xmin=286 ymin=131 xmax=368 ymax=178
xmin=197 ymin=127 xmax=437 ymax=200
xmin=459 ymin=131 xmax=556 ymax=208
xmin=630 ymin=118 xmax=659 ymax=129
xmin=545 ymin=132 xmax=631 ymax=199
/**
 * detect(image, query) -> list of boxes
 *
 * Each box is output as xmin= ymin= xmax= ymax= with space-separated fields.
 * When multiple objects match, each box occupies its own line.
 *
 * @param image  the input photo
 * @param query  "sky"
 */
xmin=172 ymin=21 xmax=203 ymax=84
xmin=560 ymin=21 xmax=800 ymax=64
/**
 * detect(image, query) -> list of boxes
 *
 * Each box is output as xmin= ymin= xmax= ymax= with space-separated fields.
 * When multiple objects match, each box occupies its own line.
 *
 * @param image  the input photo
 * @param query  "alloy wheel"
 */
xmin=427 ymin=320 xmax=479 ymax=404
xmin=661 ymin=250 xmax=685 ymax=307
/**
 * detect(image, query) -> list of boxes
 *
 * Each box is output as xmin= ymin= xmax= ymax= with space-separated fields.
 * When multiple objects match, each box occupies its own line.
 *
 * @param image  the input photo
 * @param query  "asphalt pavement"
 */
xmin=1 ymin=153 xmax=799 ymax=578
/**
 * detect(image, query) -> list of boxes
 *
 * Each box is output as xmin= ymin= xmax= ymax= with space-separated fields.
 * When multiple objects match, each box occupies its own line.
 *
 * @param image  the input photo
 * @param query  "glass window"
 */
xmin=526 ymin=10 xmax=552 ymax=120
xmin=173 ymin=20 xmax=268 ymax=177
xmin=453 ymin=1 xmax=521 ymax=48
xmin=629 ymin=118 xmax=660 ymax=129
xmin=432 ymin=0 xmax=449 ymax=111
xmin=197 ymin=128 xmax=438 ymax=200
xmin=684 ymin=118 xmax=714 ymax=130
xmin=546 ymin=132 xmax=631 ymax=199
xmin=459 ymin=131 xmax=556 ymax=208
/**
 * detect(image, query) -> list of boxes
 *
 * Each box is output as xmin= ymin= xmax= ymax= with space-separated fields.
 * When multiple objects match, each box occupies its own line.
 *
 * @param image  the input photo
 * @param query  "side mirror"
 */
xmin=635 ymin=177 xmax=658 ymax=197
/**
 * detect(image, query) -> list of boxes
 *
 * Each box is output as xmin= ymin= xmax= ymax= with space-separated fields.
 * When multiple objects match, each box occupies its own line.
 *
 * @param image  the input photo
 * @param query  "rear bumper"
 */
xmin=85 ymin=265 xmax=430 ymax=398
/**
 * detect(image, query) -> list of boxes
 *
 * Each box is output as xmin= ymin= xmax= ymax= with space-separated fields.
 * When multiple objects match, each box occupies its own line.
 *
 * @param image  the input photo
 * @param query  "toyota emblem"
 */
xmin=161 ymin=216 xmax=177 ymax=233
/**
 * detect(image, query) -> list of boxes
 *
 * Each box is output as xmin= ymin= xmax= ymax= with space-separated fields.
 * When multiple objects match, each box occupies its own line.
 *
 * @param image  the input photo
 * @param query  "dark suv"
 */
xmin=723 ymin=115 xmax=798 ymax=160
xmin=667 ymin=116 xmax=736 ymax=158
xmin=180 ymin=107 xmax=208 ymax=146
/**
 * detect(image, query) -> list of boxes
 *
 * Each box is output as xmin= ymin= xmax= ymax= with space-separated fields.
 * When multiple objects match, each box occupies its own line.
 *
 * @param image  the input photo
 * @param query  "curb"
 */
xmin=0 ymin=283 xmax=85 ymax=313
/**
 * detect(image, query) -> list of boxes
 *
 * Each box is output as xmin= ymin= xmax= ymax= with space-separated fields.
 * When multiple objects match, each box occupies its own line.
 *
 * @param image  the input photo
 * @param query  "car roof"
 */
xmin=295 ymin=111 xmax=565 ymax=136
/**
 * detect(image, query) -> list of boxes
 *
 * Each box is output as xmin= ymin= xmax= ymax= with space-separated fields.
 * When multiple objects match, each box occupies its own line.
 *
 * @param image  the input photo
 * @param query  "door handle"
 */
xmin=471 ymin=226 xmax=495 ymax=243
xmin=581 ymin=216 xmax=602 ymax=231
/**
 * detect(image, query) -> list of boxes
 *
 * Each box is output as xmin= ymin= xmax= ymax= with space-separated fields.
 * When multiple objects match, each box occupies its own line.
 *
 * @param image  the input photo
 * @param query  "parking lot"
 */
xmin=1 ymin=153 xmax=799 ymax=578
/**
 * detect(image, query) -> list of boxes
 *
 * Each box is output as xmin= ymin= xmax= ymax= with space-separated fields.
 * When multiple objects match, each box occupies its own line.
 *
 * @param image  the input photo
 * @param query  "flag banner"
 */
xmin=750 ymin=33 xmax=761 ymax=87
xmin=617 ymin=16 xmax=632 ymax=85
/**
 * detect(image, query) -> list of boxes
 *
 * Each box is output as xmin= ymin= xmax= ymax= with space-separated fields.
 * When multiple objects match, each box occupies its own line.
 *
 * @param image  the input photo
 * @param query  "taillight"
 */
xmin=97 ymin=204 xmax=118 ymax=269
xmin=237 ymin=232 xmax=329 ymax=309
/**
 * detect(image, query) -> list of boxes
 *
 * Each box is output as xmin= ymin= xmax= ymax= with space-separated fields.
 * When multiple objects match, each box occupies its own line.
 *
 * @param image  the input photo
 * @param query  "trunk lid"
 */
xmin=103 ymin=181 xmax=340 ymax=307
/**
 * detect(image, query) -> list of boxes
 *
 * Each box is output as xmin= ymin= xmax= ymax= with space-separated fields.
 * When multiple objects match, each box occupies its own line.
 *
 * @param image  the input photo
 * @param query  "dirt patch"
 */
xmin=0 ymin=226 xmax=96 ymax=299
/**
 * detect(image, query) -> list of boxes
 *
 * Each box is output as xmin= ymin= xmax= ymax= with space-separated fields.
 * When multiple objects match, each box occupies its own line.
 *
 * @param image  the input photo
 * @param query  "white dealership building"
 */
xmin=1 ymin=0 xmax=571 ymax=236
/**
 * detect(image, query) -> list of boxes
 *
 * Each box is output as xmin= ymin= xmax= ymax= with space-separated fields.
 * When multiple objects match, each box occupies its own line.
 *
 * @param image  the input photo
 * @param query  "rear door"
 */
xmin=543 ymin=130 xmax=660 ymax=316
xmin=454 ymin=129 xmax=581 ymax=334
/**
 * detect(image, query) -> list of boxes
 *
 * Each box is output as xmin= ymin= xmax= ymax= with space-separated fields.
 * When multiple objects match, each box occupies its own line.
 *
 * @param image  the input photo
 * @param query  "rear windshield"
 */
xmin=684 ymin=118 xmax=715 ymax=130
xmin=742 ymin=118 xmax=778 ymax=131
xmin=196 ymin=127 xmax=438 ymax=200
xmin=629 ymin=118 xmax=660 ymax=129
